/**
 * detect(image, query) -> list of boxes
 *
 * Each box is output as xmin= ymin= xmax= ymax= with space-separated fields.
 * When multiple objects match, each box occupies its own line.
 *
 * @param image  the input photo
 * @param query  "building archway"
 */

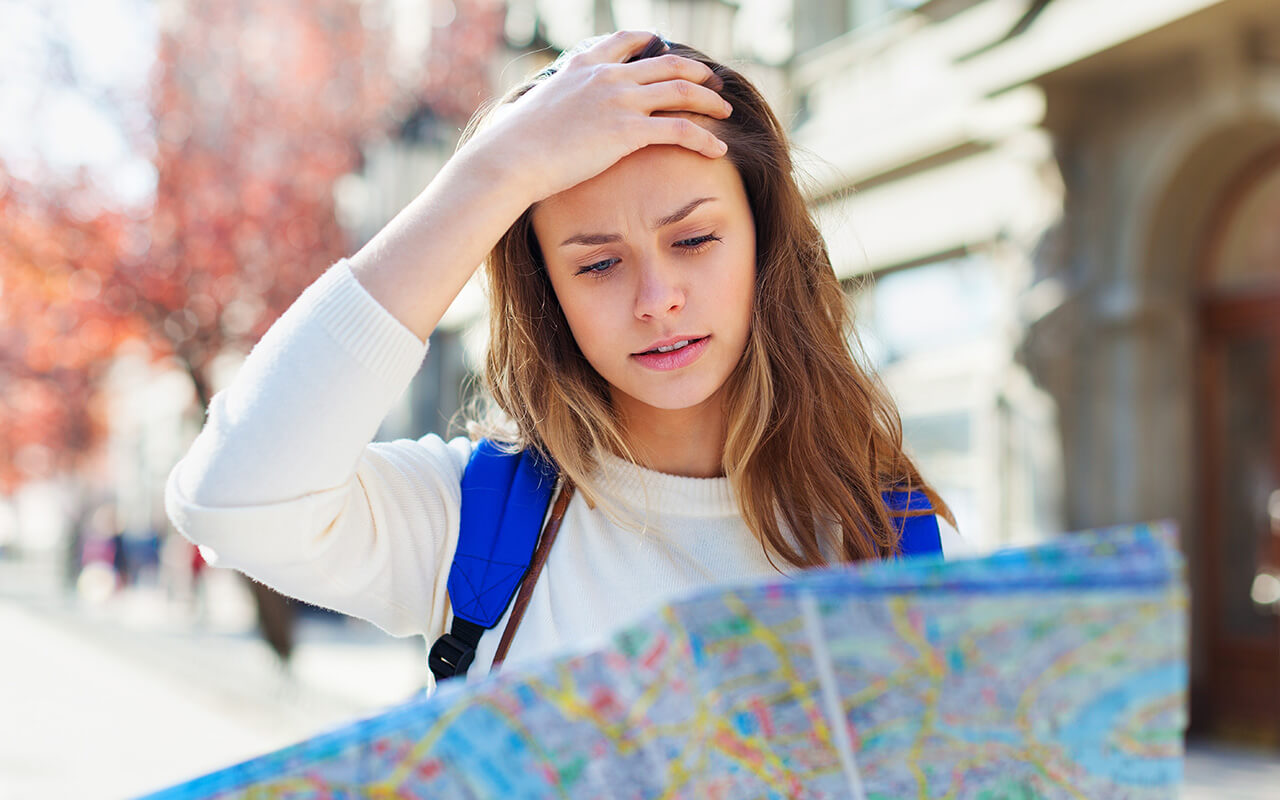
xmin=1144 ymin=121 xmax=1280 ymax=294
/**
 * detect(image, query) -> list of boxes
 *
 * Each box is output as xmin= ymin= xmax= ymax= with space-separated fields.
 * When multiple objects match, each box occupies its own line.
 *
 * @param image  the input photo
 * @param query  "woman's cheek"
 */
xmin=559 ymin=293 xmax=620 ymax=375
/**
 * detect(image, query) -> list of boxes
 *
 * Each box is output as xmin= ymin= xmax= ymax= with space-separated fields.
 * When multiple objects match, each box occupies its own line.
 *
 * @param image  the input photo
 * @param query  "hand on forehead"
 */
xmin=531 ymin=136 xmax=746 ymax=248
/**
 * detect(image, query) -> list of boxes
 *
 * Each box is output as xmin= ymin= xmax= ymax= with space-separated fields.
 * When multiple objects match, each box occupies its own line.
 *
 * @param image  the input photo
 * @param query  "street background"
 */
xmin=4 ymin=0 xmax=1280 ymax=796
xmin=1 ymin=555 xmax=425 ymax=799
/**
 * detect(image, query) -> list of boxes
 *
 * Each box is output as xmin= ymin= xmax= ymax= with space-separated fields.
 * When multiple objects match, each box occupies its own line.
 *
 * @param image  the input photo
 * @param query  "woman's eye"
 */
xmin=575 ymin=258 xmax=618 ymax=276
xmin=675 ymin=233 xmax=722 ymax=251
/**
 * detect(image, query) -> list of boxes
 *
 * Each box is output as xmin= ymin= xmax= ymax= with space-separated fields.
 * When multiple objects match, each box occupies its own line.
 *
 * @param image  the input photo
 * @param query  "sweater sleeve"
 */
xmin=164 ymin=259 xmax=473 ymax=638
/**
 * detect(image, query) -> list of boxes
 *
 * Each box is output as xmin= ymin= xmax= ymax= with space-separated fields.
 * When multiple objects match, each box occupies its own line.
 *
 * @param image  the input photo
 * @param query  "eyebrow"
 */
xmin=558 ymin=197 xmax=718 ymax=248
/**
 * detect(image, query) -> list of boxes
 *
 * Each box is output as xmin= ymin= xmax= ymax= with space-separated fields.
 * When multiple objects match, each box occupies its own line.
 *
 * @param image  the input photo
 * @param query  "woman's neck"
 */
xmin=613 ymin=393 xmax=727 ymax=478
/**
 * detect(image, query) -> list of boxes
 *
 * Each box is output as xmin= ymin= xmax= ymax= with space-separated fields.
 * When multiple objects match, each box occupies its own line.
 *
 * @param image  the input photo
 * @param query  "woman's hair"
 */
xmin=465 ymin=35 xmax=955 ymax=567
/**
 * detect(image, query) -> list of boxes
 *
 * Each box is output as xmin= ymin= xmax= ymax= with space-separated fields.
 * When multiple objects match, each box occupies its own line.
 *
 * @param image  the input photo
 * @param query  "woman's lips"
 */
xmin=630 ymin=336 xmax=710 ymax=371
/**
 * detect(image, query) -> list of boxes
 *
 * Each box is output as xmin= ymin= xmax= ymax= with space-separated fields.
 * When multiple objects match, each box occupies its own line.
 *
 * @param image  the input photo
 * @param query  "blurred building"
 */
xmin=332 ymin=104 xmax=484 ymax=442
xmin=339 ymin=0 xmax=1280 ymax=745
xmin=791 ymin=0 xmax=1280 ymax=745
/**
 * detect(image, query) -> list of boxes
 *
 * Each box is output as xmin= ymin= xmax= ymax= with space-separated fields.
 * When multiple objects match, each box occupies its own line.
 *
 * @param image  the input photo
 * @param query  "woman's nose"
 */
xmin=633 ymin=258 xmax=686 ymax=320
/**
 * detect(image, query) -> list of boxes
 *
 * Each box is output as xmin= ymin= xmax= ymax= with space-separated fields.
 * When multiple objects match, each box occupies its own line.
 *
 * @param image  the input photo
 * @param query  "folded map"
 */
xmin=141 ymin=521 xmax=1187 ymax=799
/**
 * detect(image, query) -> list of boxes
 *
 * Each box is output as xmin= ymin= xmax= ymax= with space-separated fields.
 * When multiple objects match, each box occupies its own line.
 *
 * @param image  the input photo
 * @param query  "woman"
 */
xmin=165 ymin=32 xmax=961 ymax=690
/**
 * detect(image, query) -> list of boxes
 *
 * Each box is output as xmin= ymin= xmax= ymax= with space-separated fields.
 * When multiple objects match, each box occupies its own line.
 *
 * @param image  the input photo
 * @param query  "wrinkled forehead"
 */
xmin=530 ymin=134 xmax=744 ymax=240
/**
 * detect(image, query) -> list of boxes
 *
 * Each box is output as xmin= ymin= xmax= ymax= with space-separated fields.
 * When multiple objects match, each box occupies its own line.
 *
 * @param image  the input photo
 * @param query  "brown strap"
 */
xmin=492 ymin=480 xmax=575 ymax=670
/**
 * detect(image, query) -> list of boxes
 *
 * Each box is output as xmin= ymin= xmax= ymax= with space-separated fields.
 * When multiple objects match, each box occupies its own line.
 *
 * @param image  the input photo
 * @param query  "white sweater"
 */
xmin=165 ymin=260 xmax=964 ymax=692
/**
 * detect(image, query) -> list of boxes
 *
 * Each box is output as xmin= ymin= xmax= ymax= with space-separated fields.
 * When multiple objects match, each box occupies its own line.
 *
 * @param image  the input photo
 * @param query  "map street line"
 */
xmin=799 ymin=591 xmax=868 ymax=800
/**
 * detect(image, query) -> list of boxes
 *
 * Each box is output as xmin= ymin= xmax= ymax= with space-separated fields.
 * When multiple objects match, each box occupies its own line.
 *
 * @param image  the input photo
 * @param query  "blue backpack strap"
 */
xmin=881 ymin=486 xmax=943 ymax=557
xmin=428 ymin=440 xmax=558 ymax=683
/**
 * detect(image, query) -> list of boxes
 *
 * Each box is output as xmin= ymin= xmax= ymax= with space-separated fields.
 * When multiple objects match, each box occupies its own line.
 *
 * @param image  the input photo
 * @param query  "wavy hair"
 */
xmin=466 ymin=36 xmax=955 ymax=567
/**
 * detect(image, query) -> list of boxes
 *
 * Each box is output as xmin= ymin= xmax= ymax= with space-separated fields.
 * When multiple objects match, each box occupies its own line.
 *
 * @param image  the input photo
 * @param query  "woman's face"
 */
xmin=531 ymin=139 xmax=756 ymax=420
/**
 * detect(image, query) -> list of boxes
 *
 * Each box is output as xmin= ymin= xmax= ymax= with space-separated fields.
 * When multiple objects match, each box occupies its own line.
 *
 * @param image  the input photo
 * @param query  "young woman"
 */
xmin=165 ymin=32 xmax=961 ymax=690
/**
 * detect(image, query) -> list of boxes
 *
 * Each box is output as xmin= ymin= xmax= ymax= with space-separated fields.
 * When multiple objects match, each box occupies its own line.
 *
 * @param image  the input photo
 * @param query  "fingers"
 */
xmin=642 ymin=116 xmax=729 ymax=159
xmin=622 ymin=53 xmax=722 ymax=92
xmin=578 ymin=30 xmax=665 ymax=65
xmin=634 ymin=79 xmax=732 ymax=119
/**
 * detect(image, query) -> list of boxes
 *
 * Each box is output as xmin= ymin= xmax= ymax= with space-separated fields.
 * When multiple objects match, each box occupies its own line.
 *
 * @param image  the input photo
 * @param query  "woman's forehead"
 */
xmin=532 ymin=144 xmax=745 ymax=234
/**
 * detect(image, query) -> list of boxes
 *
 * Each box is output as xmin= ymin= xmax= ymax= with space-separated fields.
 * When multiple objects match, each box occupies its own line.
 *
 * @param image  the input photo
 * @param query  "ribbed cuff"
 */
xmin=307 ymin=259 xmax=429 ymax=384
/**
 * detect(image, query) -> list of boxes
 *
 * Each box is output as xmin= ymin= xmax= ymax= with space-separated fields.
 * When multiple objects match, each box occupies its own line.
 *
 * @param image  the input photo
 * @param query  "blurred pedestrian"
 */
xmin=243 ymin=575 xmax=295 ymax=667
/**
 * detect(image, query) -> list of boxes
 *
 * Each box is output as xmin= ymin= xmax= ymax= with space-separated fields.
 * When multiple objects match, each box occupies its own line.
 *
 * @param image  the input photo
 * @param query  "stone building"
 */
xmin=351 ymin=0 xmax=1280 ymax=744
xmin=788 ymin=0 xmax=1280 ymax=744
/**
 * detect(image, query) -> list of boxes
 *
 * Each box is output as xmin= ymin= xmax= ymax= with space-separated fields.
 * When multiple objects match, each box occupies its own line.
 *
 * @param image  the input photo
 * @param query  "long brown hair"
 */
xmin=468 ymin=36 xmax=955 ymax=567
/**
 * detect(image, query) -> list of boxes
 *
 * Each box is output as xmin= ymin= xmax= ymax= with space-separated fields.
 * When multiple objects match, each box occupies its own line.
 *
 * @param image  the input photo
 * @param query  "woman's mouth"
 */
xmin=631 ymin=336 xmax=710 ymax=371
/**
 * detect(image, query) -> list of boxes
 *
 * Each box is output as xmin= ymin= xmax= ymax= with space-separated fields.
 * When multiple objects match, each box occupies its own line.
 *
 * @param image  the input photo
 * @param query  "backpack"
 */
xmin=427 ymin=439 xmax=944 ymax=683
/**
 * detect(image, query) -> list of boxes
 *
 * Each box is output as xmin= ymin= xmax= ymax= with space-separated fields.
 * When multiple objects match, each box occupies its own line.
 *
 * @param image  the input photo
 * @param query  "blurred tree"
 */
xmin=121 ymin=0 xmax=400 ymax=663
xmin=128 ymin=0 xmax=502 ymax=661
xmin=0 ymin=3 xmax=505 ymax=641
xmin=0 ymin=0 xmax=506 ymax=489
xmin=0 ymin=176 xmax=144 ymax=492
xmin=417 ymin=0 xmax=507 ymax=122
xmin=135 ymin=0 xmax=505 ymax=409
xmin=134 ymin=0 xmax=397 ymax=409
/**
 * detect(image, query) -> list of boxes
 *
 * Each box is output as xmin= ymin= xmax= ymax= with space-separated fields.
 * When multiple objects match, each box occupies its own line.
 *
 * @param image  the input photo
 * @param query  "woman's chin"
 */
xmin=612 ymin=380 xmax=725 ymax=416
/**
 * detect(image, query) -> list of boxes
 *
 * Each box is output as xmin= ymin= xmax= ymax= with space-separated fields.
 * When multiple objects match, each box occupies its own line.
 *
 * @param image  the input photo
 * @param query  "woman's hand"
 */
xmin=349 ymin=31 xmax=729 ymax=342
xmin=464 ymin=31 xmax=732 ymax=205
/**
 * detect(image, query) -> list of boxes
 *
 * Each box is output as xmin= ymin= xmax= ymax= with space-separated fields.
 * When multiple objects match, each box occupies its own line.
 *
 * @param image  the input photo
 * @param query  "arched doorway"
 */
xmin=1196 ymin=145 xmax=1280 ymax=746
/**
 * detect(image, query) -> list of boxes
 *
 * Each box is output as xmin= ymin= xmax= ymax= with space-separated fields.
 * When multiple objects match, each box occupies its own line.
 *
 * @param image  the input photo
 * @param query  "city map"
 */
xmin=142 ymin=522 xmax=1187 ymax=799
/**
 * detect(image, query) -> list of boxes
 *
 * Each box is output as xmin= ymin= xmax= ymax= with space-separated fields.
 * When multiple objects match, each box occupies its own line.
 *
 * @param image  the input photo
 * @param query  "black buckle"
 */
xmin=428 ymin=633 xmax=476 ymax=680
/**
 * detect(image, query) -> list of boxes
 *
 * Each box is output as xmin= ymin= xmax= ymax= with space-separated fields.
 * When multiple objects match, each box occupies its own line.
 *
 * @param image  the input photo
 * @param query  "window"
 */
xmin=848 ymin=253 xmax=1061 ymax=548
xmin=852 ymin=254 xmax=1000 ymax=370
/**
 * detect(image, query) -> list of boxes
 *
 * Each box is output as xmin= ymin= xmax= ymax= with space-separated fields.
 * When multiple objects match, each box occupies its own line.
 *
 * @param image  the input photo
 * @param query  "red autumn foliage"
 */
xmin=136 ymin=0 xmax=504 ymax=407
xmin=0 ymin=0 xmax=506 ymax=493
xmin=0 ymin=178 xmax=146 ymax=492
xmin=418 ymin=0 xmax=508 ymax=122
xmin=132 ymin=0 xmax=400 ymax=409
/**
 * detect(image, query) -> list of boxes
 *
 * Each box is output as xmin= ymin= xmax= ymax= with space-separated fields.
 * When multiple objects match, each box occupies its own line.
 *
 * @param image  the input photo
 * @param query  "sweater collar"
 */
xmin=590 ymin=449 xmax=739 ymax=518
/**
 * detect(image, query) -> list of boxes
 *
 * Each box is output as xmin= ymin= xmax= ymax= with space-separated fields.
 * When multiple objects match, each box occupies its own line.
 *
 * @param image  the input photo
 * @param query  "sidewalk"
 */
xmin=0 ymin=556 xmax=425 ymax=800
xmin=1183 ymin=742 xmax=1280 ymax=800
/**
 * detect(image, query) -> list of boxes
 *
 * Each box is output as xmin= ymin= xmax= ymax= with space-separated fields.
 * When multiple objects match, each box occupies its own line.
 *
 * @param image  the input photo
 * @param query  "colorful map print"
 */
xmin=142 ymin=522 xmax=1187 ymax=799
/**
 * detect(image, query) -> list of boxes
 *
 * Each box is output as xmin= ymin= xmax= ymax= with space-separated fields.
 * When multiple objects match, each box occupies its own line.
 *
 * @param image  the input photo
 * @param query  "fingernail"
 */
xmin=723 ymin=101 xmax=733 ymax=116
